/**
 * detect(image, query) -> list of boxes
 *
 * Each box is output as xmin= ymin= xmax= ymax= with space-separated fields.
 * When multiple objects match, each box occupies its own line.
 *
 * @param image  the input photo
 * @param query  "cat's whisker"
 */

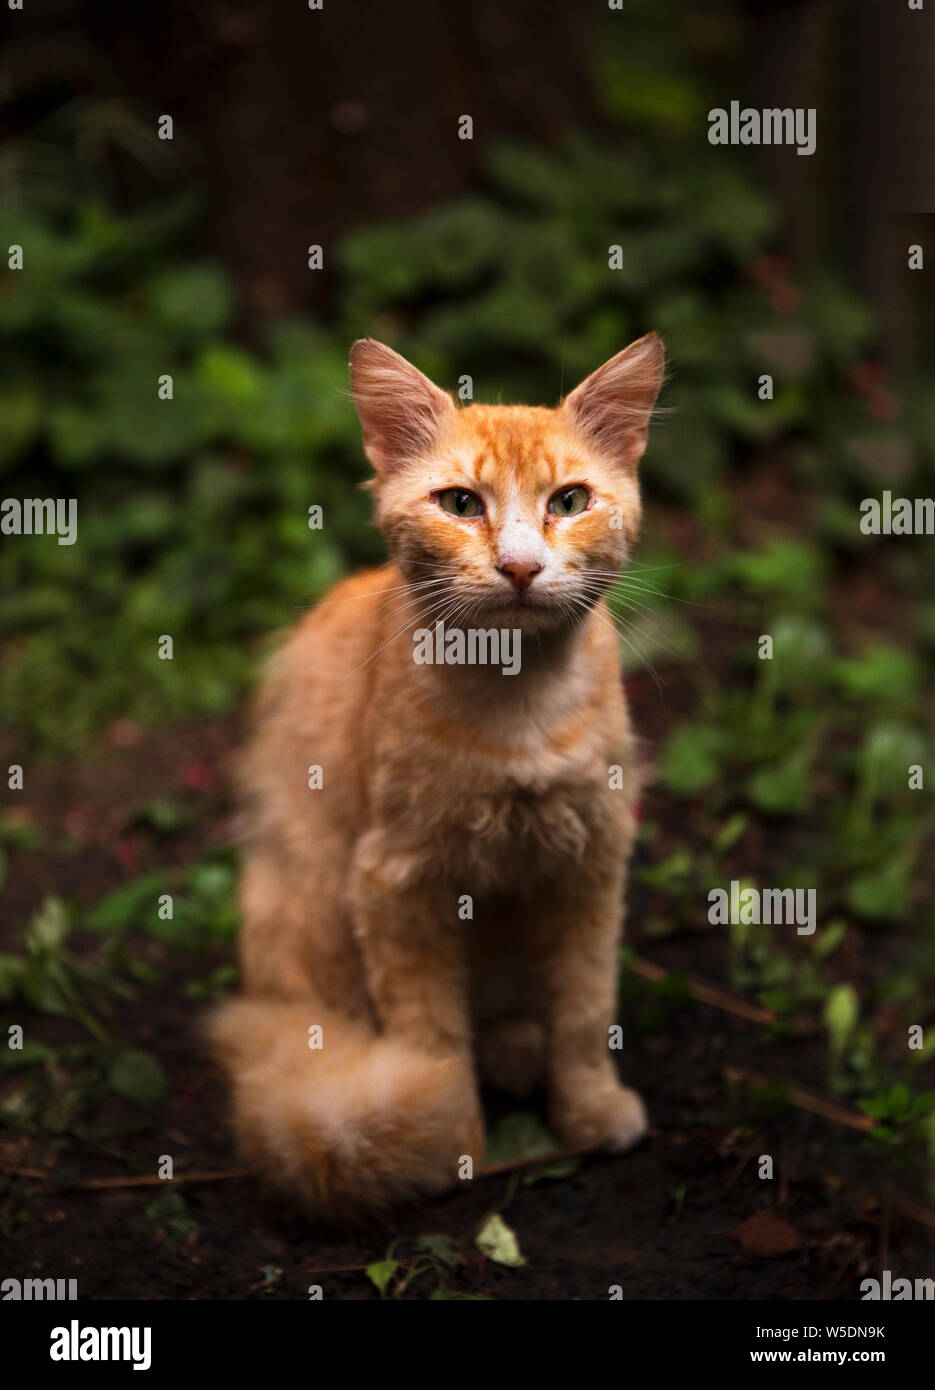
xmin=575 ymin=575 xmax=672 ymax=597
xmin=581 ymin=562 xmax=683 ymax=575
xmin=398 ymin=560 xmax=463 ymax=577
xmin=576 ymin=582 xmax=668 ymax=624
xmin=574 ymin=580 xmax=662 ymax=615
xmin=342 ymin=590 xmax=458 ymax=680
xmin=567 ymin=594 xmax=667 ymax=698
xmin=578 ymin=572 xmax=705 ymax=609
xmin=576 ymin=585 xmax=688 ymax=664
xmin=301 ymin=576 xmax=455 ymax=611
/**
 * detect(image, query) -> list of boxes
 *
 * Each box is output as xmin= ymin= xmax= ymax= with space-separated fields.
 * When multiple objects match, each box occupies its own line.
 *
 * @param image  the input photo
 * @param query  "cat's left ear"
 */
xmin=561 ymin=333 xmax=665 ymax=472
xmin=349 ymin=338 xmax=455 ymax=474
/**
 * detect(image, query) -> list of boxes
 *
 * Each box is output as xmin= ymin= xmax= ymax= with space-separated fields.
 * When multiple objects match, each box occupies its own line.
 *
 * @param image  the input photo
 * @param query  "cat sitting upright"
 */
xmin=209 ymin=333 xmax=665 ymax=1220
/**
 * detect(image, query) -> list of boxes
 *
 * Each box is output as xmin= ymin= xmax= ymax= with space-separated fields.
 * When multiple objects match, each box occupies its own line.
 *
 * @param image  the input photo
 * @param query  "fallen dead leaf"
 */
xmin=731 ymin=1207 xmax=801 ymax=1258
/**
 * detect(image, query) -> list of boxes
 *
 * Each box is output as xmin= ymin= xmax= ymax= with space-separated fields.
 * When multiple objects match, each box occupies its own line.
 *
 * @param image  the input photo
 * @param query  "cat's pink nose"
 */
xmin=498 ymin=558 xmax=542 ymax=592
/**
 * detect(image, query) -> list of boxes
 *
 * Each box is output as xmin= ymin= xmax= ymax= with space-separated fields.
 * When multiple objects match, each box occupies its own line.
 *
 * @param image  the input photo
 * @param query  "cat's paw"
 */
xmin=552 ymin=1083 xmax=648 ymax=1153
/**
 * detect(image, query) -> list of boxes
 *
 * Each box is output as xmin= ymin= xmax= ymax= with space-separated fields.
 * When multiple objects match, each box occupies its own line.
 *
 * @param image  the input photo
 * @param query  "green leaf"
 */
xmin=483 ymin=1112 xmax=582 ymax=1183
xmin=145 ymin=264 xmax=231 ymax=336
xmin=0 ymin=952 xmax=26 ymax=1001
xmin=21 ymin=957 xmax=75 ymax=1017
xmin=638 ymin=847 xmax=693 ymax=891
xmin=769 ymin=616 xmax=832 ymax=689
xmin=85 ymin=872 xmax=164 ymax=933
xmin=484 ymin=1111 xmax=555 ymax=1165
xmin=835 ymin=646 xmax=922 ymax=707
xmin=365 ymin=1261 xmax=399 ymax=1297
xmin=0 ymin=1039 xmax=52 ymax=1069
xmin=847 ymin=854 xmax=913 ymax=922
xmin=197 ymin=344 xmax=264 ymax=403
xmin=658 ymin=725 xmax=725 ymax=795
xmin=731 ymin=539 xmax=825 ymax=603
xmin=857 ymin=722 xmax=928 ymax=803
xmin=713 ymin=813 xmax=747 ymax=855
xmin=824 ymin=985 xmax=859 ymax=1059
xmin=25 ymin=897 xmax=71 ymax=953
xmin=857 ymin=1085 xmax=933 ymax=1127
xmin=108 ymin=1049 xmax=168 ymax=1106
xmin=475 ymin=1212 xmax=526 ymax=1268
xmin=412 ymin=1234 xmax=460 ymax=1268
xmin=130 ymin=798 xmax=196 ymax=834
xmin=188 ymin=861 xmax=234 ymax=900
xmin=812 ymin=919 xmax=847 ymax=961
xmin=746 ymin=744 xmax=813 ymax=815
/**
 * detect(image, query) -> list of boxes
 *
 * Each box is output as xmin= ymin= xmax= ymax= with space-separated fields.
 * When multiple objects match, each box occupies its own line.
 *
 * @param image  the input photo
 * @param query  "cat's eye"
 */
xmin=548 ymin=485 xmax=589 ymax=518
xmin=437 ymin=488 xmax=483 ymax=519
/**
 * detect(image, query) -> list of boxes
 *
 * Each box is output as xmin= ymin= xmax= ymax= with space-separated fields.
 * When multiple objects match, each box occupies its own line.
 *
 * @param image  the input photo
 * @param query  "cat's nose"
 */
xmin=497 ymin=558 xmax=543 ymax=592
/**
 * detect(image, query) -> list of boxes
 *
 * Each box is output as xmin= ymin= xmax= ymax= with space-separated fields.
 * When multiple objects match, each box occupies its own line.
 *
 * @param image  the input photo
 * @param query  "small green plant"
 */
xmin=365 ymin=1233 xmax=484 ymax=1300
xmin=858 ymin=1084 xmax=935 ymax=1148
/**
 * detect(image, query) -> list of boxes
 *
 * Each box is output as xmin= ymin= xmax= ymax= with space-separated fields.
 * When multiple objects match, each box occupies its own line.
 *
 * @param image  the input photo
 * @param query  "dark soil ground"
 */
xmin=2 ymin=689 xmax=933 ymax=1302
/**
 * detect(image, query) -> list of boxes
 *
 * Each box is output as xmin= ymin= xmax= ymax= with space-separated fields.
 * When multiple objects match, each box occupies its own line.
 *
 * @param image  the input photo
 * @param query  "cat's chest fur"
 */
xmin=440 ymin=779 xmax=599 ymax=892
xmin=364 ymin=685 xmax=637 ymax=897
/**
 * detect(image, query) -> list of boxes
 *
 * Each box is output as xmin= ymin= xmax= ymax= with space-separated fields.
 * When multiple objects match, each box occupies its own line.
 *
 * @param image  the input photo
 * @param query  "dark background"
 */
xmin=6 ymin=0 xmax=935 ymax=348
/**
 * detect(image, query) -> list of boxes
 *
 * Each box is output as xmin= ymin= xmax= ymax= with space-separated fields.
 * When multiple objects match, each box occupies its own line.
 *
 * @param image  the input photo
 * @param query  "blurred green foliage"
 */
xmin=0 ymin=196 xmax=358 ymax=744
xmin=3 ymin=111 xmax=934 ymax=747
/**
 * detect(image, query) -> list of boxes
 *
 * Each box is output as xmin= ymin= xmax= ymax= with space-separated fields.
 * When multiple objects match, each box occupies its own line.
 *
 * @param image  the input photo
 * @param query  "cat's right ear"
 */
xmin=349 ymin=339 xmax=455 ymax=473
xmin=561 ymin=333 xmax=665 ymax=474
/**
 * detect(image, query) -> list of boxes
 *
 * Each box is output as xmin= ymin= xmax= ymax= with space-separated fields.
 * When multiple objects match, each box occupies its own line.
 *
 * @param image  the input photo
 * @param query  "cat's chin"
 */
xmin=475 ymin=595 xmax=578 ymax=635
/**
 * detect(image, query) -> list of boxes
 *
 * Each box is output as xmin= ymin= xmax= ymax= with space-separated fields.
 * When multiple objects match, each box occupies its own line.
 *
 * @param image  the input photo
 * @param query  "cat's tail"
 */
xmin=206 ymin=998 xmax=475 ymax=1222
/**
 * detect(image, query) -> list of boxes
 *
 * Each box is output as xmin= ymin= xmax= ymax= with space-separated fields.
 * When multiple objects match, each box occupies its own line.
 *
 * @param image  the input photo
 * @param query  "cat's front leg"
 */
xmin=349 ymin=834 xmax=484 ymax=1154
xmin=540 ymin=875 xmax=648 ymax=1153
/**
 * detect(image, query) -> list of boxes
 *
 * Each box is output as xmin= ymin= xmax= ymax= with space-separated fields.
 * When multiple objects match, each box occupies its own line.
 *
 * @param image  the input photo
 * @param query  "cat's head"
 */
xmin=349 ymin=335 xmax=664 ymax=634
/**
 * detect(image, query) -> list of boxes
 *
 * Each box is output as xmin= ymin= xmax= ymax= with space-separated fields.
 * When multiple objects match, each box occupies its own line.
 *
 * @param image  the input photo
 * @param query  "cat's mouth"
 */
xmin=478 ymin=588 xmax=575 ymax=630
xmin=416 ymin=579 xmax=587 ymax=632
xmin=484 ymin=588 xmax=545 ymax=611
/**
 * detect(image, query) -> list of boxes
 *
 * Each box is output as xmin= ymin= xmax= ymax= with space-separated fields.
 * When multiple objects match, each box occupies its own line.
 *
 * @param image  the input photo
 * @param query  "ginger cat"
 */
xmin=209 ymin=333 xmax=665 ymax=1220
